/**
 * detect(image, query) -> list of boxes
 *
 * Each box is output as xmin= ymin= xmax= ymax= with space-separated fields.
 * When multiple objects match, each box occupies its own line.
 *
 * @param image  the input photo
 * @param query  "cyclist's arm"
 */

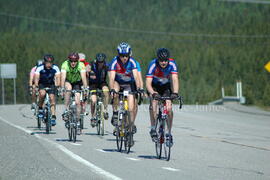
xmin=132 ymin=69 xmax=140 ymax=90
xmin=29 ymin=74 xmax=34 ymax=87
xmin=171 ymin=73 xmax=179 ymax=94
xmin=60 ymin=71 xmax=66 ymax=88
xmin=146 ymin=77 xmax=156 ymax=95
xmin=34 ymin=73 xmax=40 ymax=87
xmin=80 ymin=71 xmax=88 ymax=88
xmin=138 ymin=71 xmax=144 ymax=89
xmin=55 ymin=73 xmax=60 ymax=87
xmin=109 ymin=70 xmax=116 ymax=89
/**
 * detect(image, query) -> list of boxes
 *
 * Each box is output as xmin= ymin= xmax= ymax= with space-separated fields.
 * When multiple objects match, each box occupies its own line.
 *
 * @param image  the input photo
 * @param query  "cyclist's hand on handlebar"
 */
xmin=170 ymin=93 xmax=178 ymax=100
xmin=28 ymin=86 xmax=33 ymax=96
xmin=137 ymin=88 xmax=144 ymax=94
xmin=152 ymin=92 xmax=161 ymax=100
xmin=110 ymin=89 xmax=116 ymax=97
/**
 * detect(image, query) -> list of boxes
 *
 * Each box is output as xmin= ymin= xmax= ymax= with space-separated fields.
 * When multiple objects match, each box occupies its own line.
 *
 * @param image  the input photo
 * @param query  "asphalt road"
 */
xmin=0 ymin=104 xmax=269 ymax=180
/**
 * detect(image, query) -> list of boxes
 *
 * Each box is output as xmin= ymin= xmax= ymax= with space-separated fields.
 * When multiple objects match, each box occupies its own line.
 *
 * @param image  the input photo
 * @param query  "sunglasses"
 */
xmin=69 ymin=60 xmax=78 ymax=63
xmin=119 ymin=54 xmax=130 ymax=57
xmin=158 ymin=59 xmax=168 ymax=62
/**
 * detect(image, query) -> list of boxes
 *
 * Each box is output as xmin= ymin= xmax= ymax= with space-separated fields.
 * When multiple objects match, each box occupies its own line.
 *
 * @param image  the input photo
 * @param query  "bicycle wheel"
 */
xmin=125 ymin=112 xmax=132 ymax=154
xmin=45 ymin=107 xmax=50 ymax=134
xmin=155 ymin=118 xmax=163 ymax=159
xmin=37 ymin=117 xmax=41 ymax=129
xmin=80 ymin=114 xmax=84 ymax=130
xmin=164 ymin=140 xmax=171 ymax=161
xmin=100 ymin=103 xmax=105 ymax=136
xmin=116 ymin=113 xmax=124 ymax=152
xmin=72 ymin=109 xmax=77 ymax=143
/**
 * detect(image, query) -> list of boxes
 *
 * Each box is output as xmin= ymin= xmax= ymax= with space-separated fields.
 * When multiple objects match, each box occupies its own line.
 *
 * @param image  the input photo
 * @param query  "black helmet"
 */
xmin=43 ymin=54 xmax=54 ymax=62
xmin=157 ymin=48 xmax=170 ymax=61
xmin=96 ymin=53 xmax=106 ymax=63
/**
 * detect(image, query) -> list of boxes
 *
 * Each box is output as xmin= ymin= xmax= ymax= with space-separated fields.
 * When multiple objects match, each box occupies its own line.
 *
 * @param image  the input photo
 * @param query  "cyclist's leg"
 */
xmin=102 ymin=85 xmax=109 ymax=111
xmin=38 ymin=87 xmax=46 ymax=108
xmin=111 ymin=82 xmax=120 ymax=126
xmin=90 ymin=94 xmax=97 ymax=118
xmin=165 ymin=100 xmax=173 ymax=134
xmin=64 ymin=81 xmax=72 ymax=109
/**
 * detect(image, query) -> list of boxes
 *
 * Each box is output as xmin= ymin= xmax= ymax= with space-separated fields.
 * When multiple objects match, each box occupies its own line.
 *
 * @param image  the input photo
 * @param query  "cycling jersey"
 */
xmin=61 ymin=60 xmax=86 ymax=83
xmin=146 ymin=58 xmax=178 ymax=86
xmin=89 ymin=61 xmax=109 ymax=84
xmin=135 ymin=60 xmax=141 ymax=73
xmin=35 ymin=64 xmax=60 ymax=85
xmin=80 ymin=59 xmax=90 ymax=67
xmin=109 ymin=56 xmax=137 ymax=84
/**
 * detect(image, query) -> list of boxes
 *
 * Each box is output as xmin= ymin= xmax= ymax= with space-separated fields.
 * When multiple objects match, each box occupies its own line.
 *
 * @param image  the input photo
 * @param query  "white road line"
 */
xmin=162 ymin=167 xmax=180 ymax=172
xmin=125 ymin=157 xmax=141 ymax=161
xmin=70 ymin=143 xmax=82 ymax=146
xmin=0 ymin=116 xmax=122 ymax=180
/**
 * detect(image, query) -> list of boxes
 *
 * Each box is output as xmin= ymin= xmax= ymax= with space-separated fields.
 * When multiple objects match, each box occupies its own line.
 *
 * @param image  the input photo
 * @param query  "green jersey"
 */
xmin=61 ymin=60 xmax=86 ymax=83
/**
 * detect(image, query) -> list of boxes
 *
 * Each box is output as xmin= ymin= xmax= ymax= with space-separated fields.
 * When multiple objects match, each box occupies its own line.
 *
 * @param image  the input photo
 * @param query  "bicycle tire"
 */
xmin=72 ymin=108 xmax=77 ymax=143
xmin=116 ymin=113 xmax=124 ymax=152
xmin=164 ymin=141 xmax=171 ymax=161
xmin=125 ymin=111 xmax=132 ymax=154
xmin=37 ymin=117 xmax=41 ymax=129
xmin=100 ymin=103 xmax=105 ymax=136
xmin=45 ymin=107 xmax=50 ymax=134
xmin=80 ymin=114 xmax=84 ymax=130
xmin=155 ymin=118 xmax=163 ymax=159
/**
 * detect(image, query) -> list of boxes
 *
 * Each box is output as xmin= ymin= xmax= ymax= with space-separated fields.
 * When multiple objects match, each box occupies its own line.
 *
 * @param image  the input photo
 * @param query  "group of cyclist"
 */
xmin=29 ymin=42 xmax=180 ymax=147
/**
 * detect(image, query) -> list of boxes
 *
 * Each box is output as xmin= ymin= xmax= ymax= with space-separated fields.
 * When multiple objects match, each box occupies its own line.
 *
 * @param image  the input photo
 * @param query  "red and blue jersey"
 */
xmin=146 ymin=58 xmax=178 ymax=86
xmin=109 ymin=56 xmax=138 ymax=84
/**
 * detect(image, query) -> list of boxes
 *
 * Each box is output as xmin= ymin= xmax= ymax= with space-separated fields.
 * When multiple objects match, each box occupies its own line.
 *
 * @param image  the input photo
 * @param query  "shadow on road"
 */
xmin=30 ymin=131 xmax=56 ymax=135
xmin=55 ymin=138 xmax=83 ymax=142
xmin=138 ymin=155 xmax=157 ymax=160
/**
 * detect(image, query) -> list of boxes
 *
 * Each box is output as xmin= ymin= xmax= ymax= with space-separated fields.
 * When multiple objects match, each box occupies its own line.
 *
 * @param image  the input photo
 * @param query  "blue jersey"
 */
xmin=146 ymin=58 xmax=178 ymax=86
xmin=135 ymin=60 xmax=141 ymax=72
xmin=35 ymin=64 xmax=60 ymax=85
xmin=89 ymin=61 xmax=109 ymax=84
xmin=109 ymin=56 xmax=138 ymax=84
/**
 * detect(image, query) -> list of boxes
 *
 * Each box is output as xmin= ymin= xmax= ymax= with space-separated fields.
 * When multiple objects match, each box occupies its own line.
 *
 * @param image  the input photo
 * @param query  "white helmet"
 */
xmin=117 ymin=42 xmax=131 ymax=55
xmin=78 ymin=53 xmax=86 ymax=61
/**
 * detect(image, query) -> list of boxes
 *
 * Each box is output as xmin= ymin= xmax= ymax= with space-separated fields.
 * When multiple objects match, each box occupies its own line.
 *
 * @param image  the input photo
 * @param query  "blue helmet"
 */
xmin=117 ymin=42 xmax=131 ymax=55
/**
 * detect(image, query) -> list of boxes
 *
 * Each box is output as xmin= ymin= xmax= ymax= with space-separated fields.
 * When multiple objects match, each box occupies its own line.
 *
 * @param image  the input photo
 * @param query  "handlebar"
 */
xmin=154 ymin=96 xmax=183 ymax=109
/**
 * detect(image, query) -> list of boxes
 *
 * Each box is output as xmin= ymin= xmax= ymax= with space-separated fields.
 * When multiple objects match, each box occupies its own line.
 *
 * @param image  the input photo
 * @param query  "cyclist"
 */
xmin=146 ymin=48 xmax=179 ymax=147
xmin=35 ymin=54 xmax=60 ymax=126
xmin=29 ymin=59 xmax=43 ymax=111
xmin=89 ymin=53 xmax=110 ymax=127
xmin=60 ymin=52 xmax=88 ymax=124
xmin=109 ymin=42 xmax=141 ymax=140
xmin=79 ymin=53 xmax=90 ymax=115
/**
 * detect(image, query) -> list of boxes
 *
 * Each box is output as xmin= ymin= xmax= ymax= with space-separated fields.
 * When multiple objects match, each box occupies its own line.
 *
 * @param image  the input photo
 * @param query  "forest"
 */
xmin=0 ymin=0 xmax=269 ymax=106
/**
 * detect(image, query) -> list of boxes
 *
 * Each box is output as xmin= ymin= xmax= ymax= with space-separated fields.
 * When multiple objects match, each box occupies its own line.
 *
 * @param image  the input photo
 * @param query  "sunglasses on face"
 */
xmin=70 ymin=60 xmax=78 ymax=63
xmin=158 ymin=59 xmax=168 ymax=63
xmin=119 ymin=54 xmax=129 ymax=58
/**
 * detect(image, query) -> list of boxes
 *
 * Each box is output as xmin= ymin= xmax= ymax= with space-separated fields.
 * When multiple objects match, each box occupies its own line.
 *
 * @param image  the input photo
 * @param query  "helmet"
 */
xmin=157 ymin=48 xmax=170 ymax=61
xmin=117 ymin=42 xmax=131 ymax=56
xmin=36 ymin=59 xmax=43 ymax=67
xmin=68 ymin=52 xmax=79 ymax=62
xmin=43 ymin=54 xmax=54 ymax=63
xmin=96 ymin=53 xmax=106 ymax=63
xmin=78 ymin=53 xmax=86 ymax=61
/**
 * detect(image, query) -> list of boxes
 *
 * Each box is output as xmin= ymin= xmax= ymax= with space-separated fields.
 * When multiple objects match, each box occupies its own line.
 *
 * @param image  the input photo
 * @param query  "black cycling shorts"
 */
xmin=38 ymin=84 xmax=56 ymax=94
xmin=119 ymin=82 xmax=137 ymax=93
xmin=66 ymin=80 xmax=82 ymax=90
xmin=151 ymin=83 xmax=172 ymax=97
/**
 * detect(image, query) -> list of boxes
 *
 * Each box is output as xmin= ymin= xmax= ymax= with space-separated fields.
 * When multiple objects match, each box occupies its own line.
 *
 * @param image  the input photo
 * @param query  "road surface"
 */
xmin=0 ymin=104 xmax=269 ymax=180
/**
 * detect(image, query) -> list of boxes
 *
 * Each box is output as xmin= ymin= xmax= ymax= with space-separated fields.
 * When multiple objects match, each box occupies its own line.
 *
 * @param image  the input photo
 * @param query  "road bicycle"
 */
xmin=154 ymin=95 xmax=183 ymax=161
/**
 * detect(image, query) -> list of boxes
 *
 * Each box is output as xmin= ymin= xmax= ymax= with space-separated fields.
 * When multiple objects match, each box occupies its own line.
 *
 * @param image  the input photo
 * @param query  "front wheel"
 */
xmin=155 ymin=118 xmax=163 ymax=159
xmin=45 ymin=107 xmax=51 ymax=134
